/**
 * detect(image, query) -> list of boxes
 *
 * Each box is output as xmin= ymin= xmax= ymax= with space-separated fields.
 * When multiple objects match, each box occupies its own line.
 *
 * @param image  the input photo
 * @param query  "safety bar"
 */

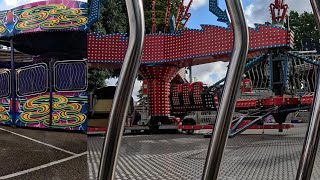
xmin=97 ymin=0 xmax=145 ymax=179
xmin=201 ymin=0 xmax=249 ymax=179
xmin=229 ymin=110 xmax=275 ymax=138
xmin=295 ymin=1 xmax=320 ymax=179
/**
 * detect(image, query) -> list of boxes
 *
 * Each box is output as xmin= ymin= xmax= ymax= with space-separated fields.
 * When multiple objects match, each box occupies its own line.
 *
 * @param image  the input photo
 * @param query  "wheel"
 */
xmin=182 ymin=118 xmax=196 ymax=135
xmin=204 ymin=132 xmax=212 ymax=138
xmin=186 ymin=129 xmax=194 ymax=135
xmin=131 ymin=130 xmax=142 ymax=134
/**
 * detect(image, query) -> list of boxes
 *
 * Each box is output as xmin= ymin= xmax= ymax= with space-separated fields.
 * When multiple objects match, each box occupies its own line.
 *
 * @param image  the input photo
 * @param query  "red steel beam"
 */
xmin=180 ymin=0 xmax=192 ymax=29
xmin=152 ymin=0 xmax=156 ymax=33
xmin=175 ymin=0 xmax=184 ymax=32
xmin=164 ymin=0 xmax=171 ymax=33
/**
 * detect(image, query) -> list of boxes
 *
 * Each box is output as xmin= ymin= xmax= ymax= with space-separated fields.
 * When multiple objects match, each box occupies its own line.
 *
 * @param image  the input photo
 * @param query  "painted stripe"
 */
xmin=0 ymin=127 xmax=76 ymax=155
xmin=0 ymin=152 xmax=87 ymax=180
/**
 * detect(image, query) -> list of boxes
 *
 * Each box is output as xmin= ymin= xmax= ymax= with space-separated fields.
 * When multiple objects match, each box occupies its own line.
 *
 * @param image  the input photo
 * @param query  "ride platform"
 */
xmin=88 ymin=123 xmax=320 ymax=180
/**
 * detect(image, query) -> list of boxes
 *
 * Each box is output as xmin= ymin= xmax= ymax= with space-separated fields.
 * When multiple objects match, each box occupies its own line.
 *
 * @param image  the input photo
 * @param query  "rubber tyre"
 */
xmin=182 ymin=118 xmax=196 ymax=135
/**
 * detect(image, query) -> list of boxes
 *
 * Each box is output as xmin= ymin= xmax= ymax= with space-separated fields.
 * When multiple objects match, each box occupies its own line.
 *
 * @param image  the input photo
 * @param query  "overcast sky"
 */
xmin=0 ymin=0 xmax=313 ymax=100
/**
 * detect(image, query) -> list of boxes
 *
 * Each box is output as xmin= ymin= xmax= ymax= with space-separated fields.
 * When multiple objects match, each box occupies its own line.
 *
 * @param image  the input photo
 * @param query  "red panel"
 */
xmin=87 ymin=24 xmax=292 ymax=67
xmin=236 ymin=99 xmax=258 ymax=109
xmin=177 ymin=122 xmax=294 ymax=130
xmin=273 ymin=96 xmax=285 ymax=106
xmin=142 ymin=81 xmax=148 ymax=97
xmin=301 ymin=95 xmax=313 ymax=105
xmin=140 ymin=66 xmax=178 ymax=116
xmin=261 ymin=96 xmax=300 ymax=107
xmin=285 ymin=97 xmax=299 ymax=105
xmin=87 ymin=123 xmax=294 ymax=133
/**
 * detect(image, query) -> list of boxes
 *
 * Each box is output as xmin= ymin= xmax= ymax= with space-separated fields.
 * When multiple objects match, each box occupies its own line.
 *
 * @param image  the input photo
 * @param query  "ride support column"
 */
xmin=10 ymin=39 xmax=16 ymax=126
xmin=140 ymin=66 xmax=178 ymax=126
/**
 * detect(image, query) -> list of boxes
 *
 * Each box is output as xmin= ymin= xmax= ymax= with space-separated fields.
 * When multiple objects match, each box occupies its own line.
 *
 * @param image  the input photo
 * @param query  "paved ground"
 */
xmin=0 ymin=126 xmax=87 ymax=180
xmin=88 ymin=123 xmax=320 ymax=180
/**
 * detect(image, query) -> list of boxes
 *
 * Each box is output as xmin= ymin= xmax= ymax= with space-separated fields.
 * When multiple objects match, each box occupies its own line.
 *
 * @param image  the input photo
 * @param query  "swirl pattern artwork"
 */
xmin=17 ymin=92 xmax=88 ymax=131
xmin=0 ymin=0 xmax=88 ymax=37
xmin=0 ymin=98 xmax=10 ymax=125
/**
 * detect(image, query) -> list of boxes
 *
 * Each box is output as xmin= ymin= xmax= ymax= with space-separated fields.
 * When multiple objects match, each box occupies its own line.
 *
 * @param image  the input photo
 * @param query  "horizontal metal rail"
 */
xmin=287 ymin=52 xmax=319 ymax=66
xmin=229 ymin=107 xmax=278 ymax=138
xmin=209 ymin=53 xmax=269 ymax=90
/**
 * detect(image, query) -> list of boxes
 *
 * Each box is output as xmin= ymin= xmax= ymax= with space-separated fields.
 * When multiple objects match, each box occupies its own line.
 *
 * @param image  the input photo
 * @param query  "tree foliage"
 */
xmin=87 ymin=0 xmax=128 ymax=92
xmin=143 ymin=0 xmax=181 ymax=33
xmin=87 ymin=68 xmax=112 ymax=93
xmin=288 ymin=11 xmax=320 ymax=50
xmin=89 ymin=0 xmax=182 ymax=34
xmin=89 ymin=0 xmax=128 ymax=34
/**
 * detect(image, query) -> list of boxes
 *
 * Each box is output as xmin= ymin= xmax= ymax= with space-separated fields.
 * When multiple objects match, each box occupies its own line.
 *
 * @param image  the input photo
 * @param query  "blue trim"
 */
xmin=209 ymin=0 xmax=230 ymax=24
xmin=10 ymin=39 xmax=16 ymax=125
xmin=287 ymin=52 xmax=320 ymax=66
xmin=268 ymin=54 xmax=273 ymax=90
xmin=211 ymin=53 xmax=269 ymax=87
xmin=284 ymin=54 xmax=289 ymax=90
xmin=87 ymin=0 xmax=103 ymax=27
xmin=169 ymin=15 xmax=175 ymax=33
xmin=49 ymin=60 xmax=53 ymax=127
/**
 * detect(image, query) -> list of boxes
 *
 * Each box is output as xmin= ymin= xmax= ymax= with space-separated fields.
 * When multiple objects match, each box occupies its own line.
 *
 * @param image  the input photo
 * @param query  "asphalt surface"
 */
xmin=88 ymin=123 xmax=320 ymax=180
xmin=0 ymin=126 xmax=87 ymax=180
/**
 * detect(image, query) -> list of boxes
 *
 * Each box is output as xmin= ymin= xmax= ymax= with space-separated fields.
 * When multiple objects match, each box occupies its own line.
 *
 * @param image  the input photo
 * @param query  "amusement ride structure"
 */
xmin=1 ymin=0 xmax=320 ymax=179
xmin=87 ymin=0 xmax=310 ymax=135
xmin=0 ymin=1 xmax=89 ymax=131
xmin=0 ymin=0 xmax=316 ymax=135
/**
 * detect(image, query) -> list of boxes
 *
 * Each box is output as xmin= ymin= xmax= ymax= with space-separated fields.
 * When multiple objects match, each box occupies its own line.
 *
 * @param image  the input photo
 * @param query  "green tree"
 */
xmin=143 ymin=0 xmax=181 ymax=33
xmin=89 ymin=0 xmax=128 ymax=34
xmin=137 ymin=85 xmax=144 ymax=102
xmin=87 ymin=0 xmax=128 ymax=92
xmin=87 ymin=68 xmax=112 ymax=93
xmin=90 ymin=0 xmax=182 ymax=34
xmin=288 ymin=11 xmax=320 ymax=50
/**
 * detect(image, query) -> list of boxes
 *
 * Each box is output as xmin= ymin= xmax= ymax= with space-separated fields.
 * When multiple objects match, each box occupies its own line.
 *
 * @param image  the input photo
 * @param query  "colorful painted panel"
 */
xmin=0 ymin=98 xmax=11 ymax=125
xmin=0 ymin=0 xmax=88 ymax=37
xmin=16 ymin=92 xmax=88 ymax=131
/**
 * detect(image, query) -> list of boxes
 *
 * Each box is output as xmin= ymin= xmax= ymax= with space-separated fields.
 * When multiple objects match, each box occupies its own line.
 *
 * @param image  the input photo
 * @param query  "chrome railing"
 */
xmin=295 ymin=1 xmax=320 ymax=180
xmin=97 ymin=0 xmax=248 ymax=179
xmin=97 ymin=0 xmax=145 ymax=179
xmin=201 ymin=0 xmax=249 ymax=179
xmin=96 ymin=0 xmax=320 ymax=180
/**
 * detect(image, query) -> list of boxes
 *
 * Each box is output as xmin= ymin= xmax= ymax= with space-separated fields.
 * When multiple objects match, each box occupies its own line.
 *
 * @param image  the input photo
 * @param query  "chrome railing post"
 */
xmin=201 ymin=0 xmax=249 ymax=179
xmin=295 ymin=1 xmax=320 ymax=179
xmin=97 ymin=0 xmax=145 ymax=179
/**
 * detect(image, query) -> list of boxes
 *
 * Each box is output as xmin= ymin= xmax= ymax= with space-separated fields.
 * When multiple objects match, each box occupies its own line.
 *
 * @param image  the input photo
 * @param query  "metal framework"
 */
xmin=93 ymin=0 xmax=320 ymax=179
xmin=1 ymin=0 xmax=320 ymax=179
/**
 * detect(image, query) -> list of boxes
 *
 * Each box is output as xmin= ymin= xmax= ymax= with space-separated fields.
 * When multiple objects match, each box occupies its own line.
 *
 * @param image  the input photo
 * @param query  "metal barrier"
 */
xmin=95 ymin=0 xmax=320 ymax=179
xmin=295 ymin=1 xmax=320 ymax=179
xmin=97 ymin=0 xmax=145 ymax=179
xmin=95 ymin=0 xmax=248 ymax=179
xmin=201 ymin=0 xmax=249 ymax=179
